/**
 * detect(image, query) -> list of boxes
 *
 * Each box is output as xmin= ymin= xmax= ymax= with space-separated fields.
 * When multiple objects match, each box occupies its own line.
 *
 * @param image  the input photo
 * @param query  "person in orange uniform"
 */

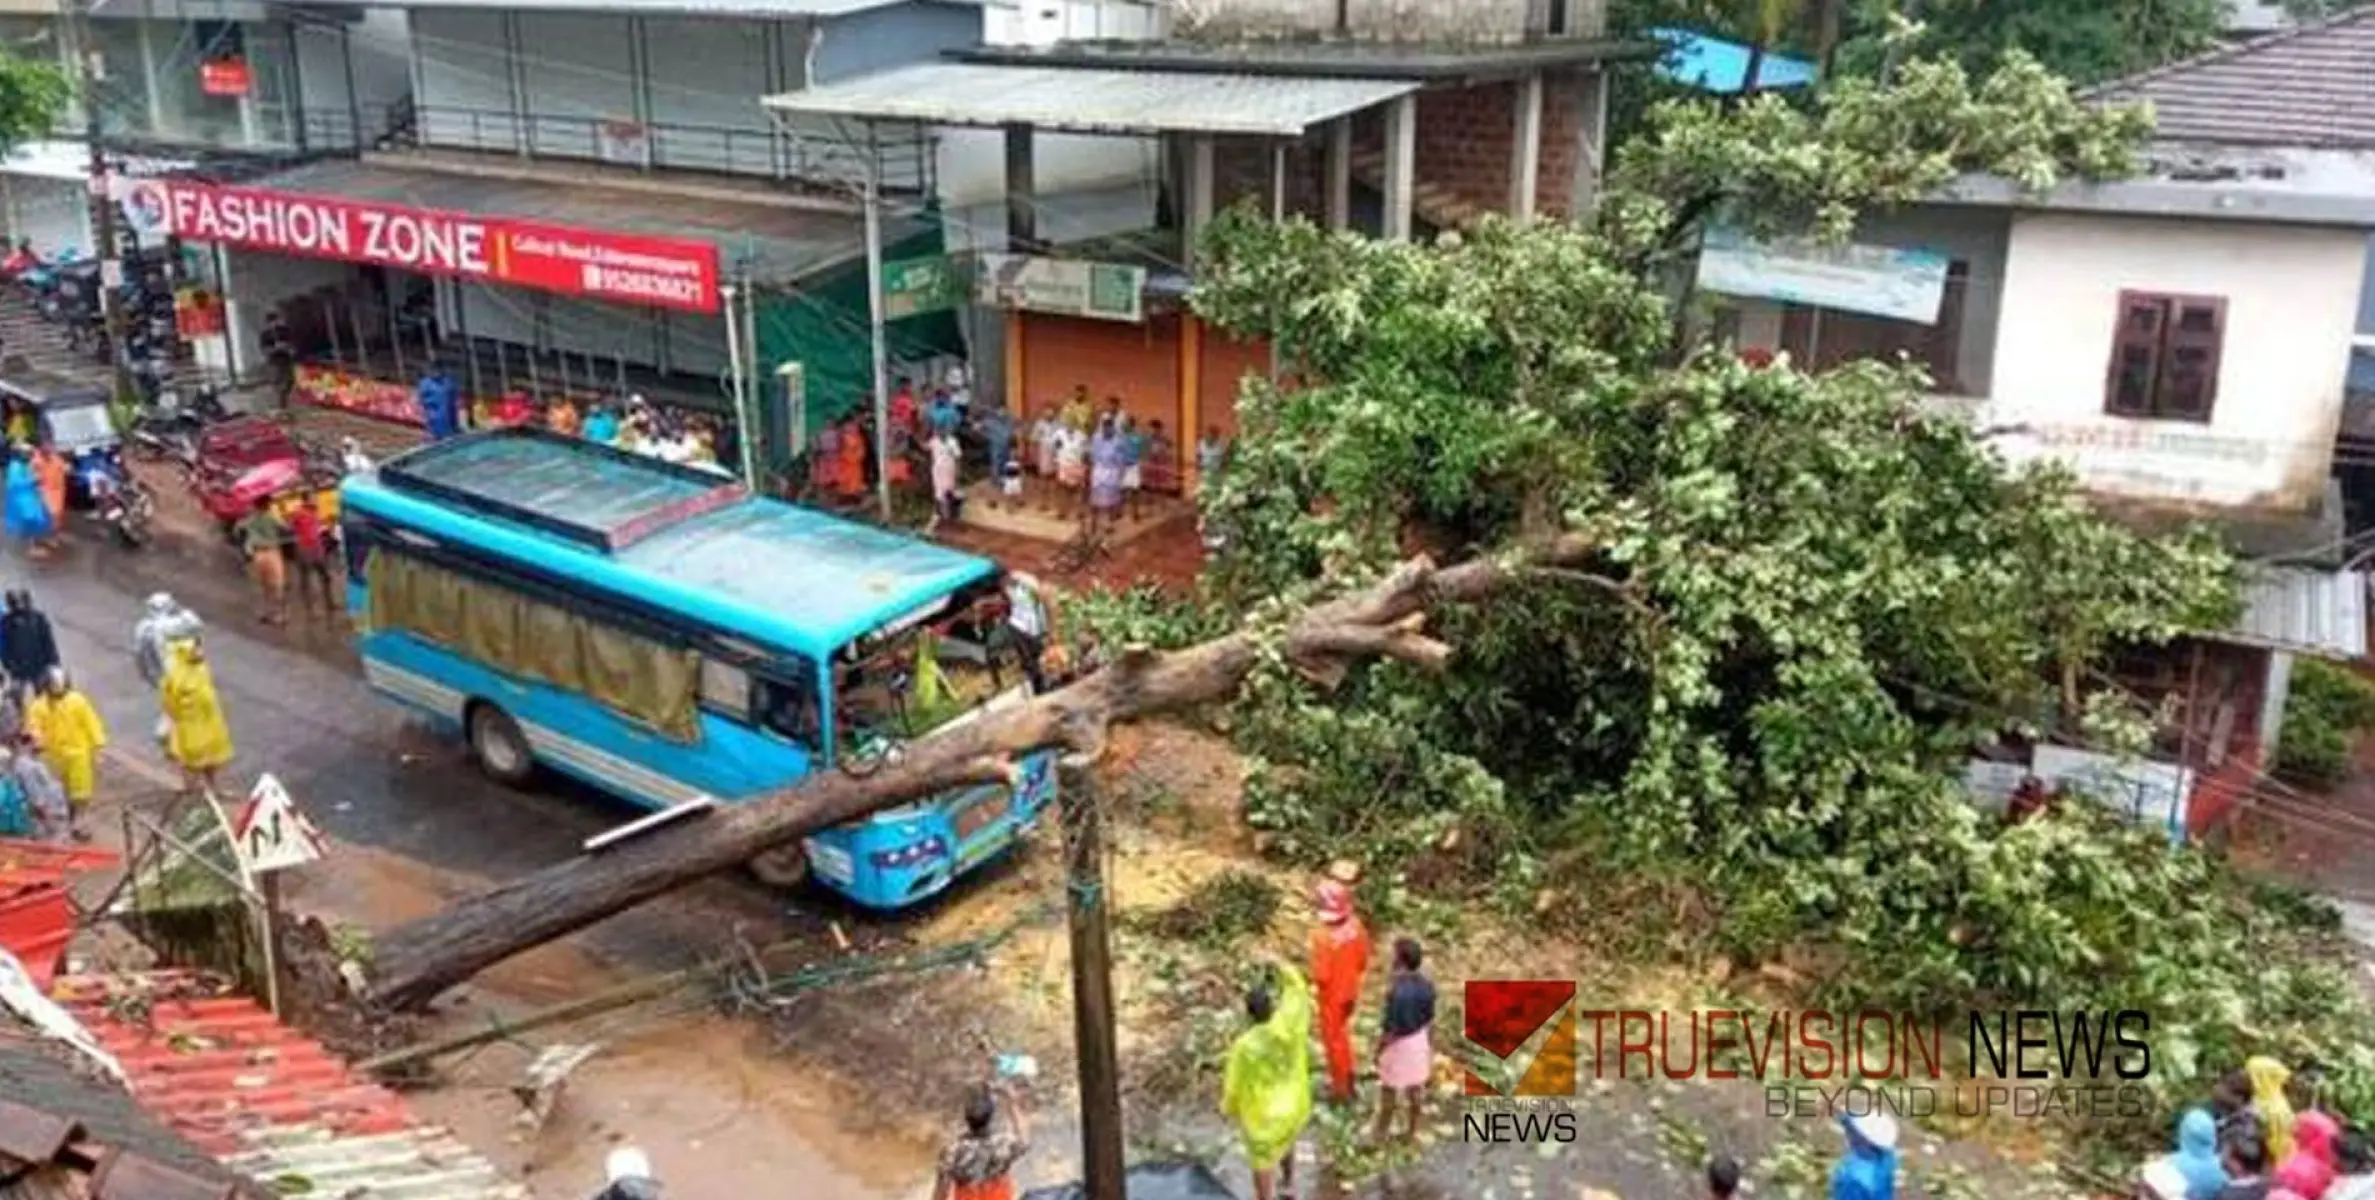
xmin=30 ymin=441 xmax=66 ymax=532
xmin=1309 ymin=877 xmax=1372 ymax=1104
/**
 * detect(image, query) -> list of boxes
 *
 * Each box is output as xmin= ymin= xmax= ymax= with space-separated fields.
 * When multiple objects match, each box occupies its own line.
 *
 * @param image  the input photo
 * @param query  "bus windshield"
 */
xmin=833 ymin=587 xmax=1026 ymax=759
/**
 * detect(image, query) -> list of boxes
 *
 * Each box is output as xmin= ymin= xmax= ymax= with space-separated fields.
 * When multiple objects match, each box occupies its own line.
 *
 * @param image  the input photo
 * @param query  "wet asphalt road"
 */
xmin=21 ymin=519 xmax=803 ymax=978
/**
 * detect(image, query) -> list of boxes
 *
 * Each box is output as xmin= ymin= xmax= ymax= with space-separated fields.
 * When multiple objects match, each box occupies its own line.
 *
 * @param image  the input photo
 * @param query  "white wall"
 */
xmin=409 ymin=8 xmax=513 ymax=149
xmin=0 ymin=175 xmax=88 ymax=257
xmin=1984 ymin=212 xmax=2367 ymax=513
xmin=979 ymin=0 xmax=1163 ymax=43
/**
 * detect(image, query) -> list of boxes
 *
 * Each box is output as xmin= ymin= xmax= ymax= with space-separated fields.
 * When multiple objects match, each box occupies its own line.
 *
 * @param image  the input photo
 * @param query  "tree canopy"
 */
xmin=1141 ymin=48 xmax=2375 ymax=1145
xmin=0 ymin=45 xmax=69 ymax=155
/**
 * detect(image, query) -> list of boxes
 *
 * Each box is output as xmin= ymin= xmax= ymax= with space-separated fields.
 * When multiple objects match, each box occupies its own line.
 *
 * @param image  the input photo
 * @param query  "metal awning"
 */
xmin=764 ymin=63 xmax=1420 ymax=137
xmin=2221 ymin=566 xmax=2369 ymax=660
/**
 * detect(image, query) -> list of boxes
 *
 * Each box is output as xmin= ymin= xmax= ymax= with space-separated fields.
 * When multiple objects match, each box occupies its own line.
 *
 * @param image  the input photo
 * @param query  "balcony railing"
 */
xmin=299 ymin=102 xmax=933 ymax=195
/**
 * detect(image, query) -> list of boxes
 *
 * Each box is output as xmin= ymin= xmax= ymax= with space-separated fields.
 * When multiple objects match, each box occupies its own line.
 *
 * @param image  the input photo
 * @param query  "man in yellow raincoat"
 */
xmin=1222 ymin=962 xmax=1314 ymax=1200
xmin=24 ymin=668 xmax=104 ymax=836
xmin=160 ymin=639 xmax=234 ymax=795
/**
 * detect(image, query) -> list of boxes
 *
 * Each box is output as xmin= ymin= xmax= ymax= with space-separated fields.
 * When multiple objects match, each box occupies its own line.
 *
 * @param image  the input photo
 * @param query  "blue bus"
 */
xmin=338 ymin=428 xmax=1057 ymax=909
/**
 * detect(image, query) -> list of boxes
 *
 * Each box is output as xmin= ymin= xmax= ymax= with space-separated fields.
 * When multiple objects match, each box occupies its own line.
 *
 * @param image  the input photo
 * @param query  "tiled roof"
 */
xmin=0 ymin=1096 xmax=244 ymax=1199
xmin=2089 ymin=6 xmax=2375 ymax=148
xmin=0 ymin=1042 xmax=238 ymax=1186
xmin=0 ymin=840 xmax=119 ymax=989
xmin=49 ymin=971 xmax=529 ymax=1200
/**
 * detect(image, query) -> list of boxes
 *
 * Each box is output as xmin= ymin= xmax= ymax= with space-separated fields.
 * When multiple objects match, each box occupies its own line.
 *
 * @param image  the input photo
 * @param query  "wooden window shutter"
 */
xmin=2156 ymin=297 xmax=2226 ymax=421
xmin=2105 ymin=292 xmax=2169 ymax=417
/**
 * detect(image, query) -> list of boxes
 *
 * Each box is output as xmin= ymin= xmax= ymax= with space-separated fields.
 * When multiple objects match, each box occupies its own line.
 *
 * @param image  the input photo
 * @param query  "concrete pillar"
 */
xmin=1004 ymin=123 xmax=1036 ymax=251
xmin=1325 ymin=118 xmax=1351 ymax=231
xmin=1383 ymin=94 xmax=1416 ymax=241
xmin=1270 ymin=141 xmax=1287 ymax=222
xmin=1572 ymin=67 xmax=1609 ymax=216
xmin=1186 ymin=134 xmax=1215 ymax=264
xmin=1510 ymin=74 xmax=1543 ymax=223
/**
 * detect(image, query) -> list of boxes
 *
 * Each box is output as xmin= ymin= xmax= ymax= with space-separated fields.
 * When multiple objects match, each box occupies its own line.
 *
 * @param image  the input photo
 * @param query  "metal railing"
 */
xmin=301 ymin=102 xmax=932 ymax=195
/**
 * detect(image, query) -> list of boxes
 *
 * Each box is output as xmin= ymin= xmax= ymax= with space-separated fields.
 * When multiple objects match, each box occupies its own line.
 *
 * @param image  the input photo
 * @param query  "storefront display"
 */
xmin=294 ymin=364 xmax=423 ymax=427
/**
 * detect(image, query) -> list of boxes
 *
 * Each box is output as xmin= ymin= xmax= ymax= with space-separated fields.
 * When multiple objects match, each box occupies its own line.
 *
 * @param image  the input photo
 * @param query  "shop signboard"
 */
xmin=975 ymin=254 xmax=1144 ymax=324
xmin=295 ymin=364 xmax=425 ymax=427
xmin=200 ymin=59 xmax=251 ymax=97
xmin=882 ymin=255 xmax=964 ymax=321
xmin=1695 ymin=226 xmax=1949 ymax=325
xmin=119 ymin=178 xmax=724 ymax=314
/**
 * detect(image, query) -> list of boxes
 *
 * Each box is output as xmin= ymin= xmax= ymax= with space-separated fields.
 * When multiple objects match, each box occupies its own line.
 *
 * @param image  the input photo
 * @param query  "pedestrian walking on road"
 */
xmin=160 ymin=639 xmax=233 ymax=796
xmin=1 ymin=590 xmax=60 ymax=699
xmin=288 ymin=499 xmax=338 ymax=617
xmin=1223 ymin=962 xmax=1313 ymax=1200
xmin=31 ymin=441 xmax=65 ymax=533
xmin=1309 ymin=877 xmax=1371 ymax=1105
xmin=133 ymin=593 xmax=200 ymax=689
xmin=4 ymin=447 xmax=54 ymax=559
xmin=24 ymin=668 xmax=102 ymax=839
xmin=0 ymin=747 xmax=32 ymax=839
xmin=238 ymin=501 xmax=293 ymax=625
xmin=932 ymin=1082 xmax=1031 ymax=1200
xmin=6 ymin=745 xmax=69 ymax=842
xmin=1372 ymin=935 xmax=1435 ymax=1143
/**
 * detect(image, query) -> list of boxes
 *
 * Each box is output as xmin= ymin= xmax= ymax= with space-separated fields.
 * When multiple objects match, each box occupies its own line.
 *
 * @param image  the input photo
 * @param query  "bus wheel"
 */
xmin=467 ymin=702 xmax=535 ymax=785
xmin=748 ymin=845 xmax=811 ymax=890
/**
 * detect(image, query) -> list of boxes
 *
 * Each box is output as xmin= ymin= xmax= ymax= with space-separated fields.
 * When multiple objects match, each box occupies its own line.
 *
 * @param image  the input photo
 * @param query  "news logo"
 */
xmin=1463 ymin=979 xmax=1578 ymax=1097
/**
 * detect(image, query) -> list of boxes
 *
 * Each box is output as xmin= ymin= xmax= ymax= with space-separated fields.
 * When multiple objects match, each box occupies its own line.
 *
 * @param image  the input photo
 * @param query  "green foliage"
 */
xmin=1177 ymin=48 xmax=2369 ymax=1152
xmin=1607 ymin=48 xmax=2150 ymax=250
xmin=2275 ymin=659 xmax=2375 ymax=788
xmin=1129 ymin=868 xmax=1282 ymax=948
xmin=0 ymin=48 xmax=67 ymax=155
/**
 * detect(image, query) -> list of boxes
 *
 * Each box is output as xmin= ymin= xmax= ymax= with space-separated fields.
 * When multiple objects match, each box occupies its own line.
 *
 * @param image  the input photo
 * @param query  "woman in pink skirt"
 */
xmin=1372 ymin=936 xmax=1436 ymax=1143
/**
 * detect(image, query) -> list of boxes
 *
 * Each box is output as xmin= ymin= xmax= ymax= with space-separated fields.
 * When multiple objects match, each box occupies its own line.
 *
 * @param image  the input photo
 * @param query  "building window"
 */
xmin=1779 ymin=261 xmax=1972 ymax=393
xmin=2104 ymin=291 xmax=2226 ymax=423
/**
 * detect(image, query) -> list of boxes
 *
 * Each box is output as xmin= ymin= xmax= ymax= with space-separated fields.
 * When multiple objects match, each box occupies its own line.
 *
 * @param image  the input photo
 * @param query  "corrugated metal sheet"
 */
xmin=2089 ymin=7 xmax=2375 ymax=148
xmin=2230 ymin=566 xmax=2369 ymax=659
xmin=764 ymin=63 xmax=1422 ymax=136
xmin=0 ymin=841 xmax=119 ymax=990
xmin=51 ymin=971 xmax=529 ymax=1199
xmin=297 ymin=0 xmax=965 ymax=15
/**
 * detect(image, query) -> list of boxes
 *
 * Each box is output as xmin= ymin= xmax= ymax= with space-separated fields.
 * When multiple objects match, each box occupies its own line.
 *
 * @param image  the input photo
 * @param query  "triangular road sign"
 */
xmin=231 ymin=772 xmax=326 ymax=875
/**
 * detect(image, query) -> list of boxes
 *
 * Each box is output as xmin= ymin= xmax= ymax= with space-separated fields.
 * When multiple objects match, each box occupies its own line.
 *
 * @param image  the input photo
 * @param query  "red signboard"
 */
xmin=120 ymin=179 xmax=723 ymax=314
xmin=200 ymin=59 xmax=250 ymax=97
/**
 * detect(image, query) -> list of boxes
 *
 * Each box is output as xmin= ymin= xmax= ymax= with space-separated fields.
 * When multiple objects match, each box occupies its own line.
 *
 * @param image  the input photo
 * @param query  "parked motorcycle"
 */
xmin=86 ymin=467 xmax=154 ymax=548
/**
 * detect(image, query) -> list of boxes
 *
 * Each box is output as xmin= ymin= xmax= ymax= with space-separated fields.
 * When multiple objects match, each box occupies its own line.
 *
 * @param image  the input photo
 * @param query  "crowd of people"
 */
xmin=407 ymin=366 xmax=737 ymax=474
xmin=808 ymin=376 xmax=1232 ymax=538
xmin=2130 ymin=1058 xmax=2375 ymax=1200
xmin=0 ymin=589 xmax=233 ymax=844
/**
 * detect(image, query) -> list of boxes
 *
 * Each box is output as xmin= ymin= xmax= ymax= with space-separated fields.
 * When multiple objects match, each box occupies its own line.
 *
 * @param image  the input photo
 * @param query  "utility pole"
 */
xmin=862 ymin=160 xmax=892 ymax=522
xmin=1057 ymin=762 xmax=1126 ymax=1200
xmin=71 ymin=0 xmax=133 ymax=402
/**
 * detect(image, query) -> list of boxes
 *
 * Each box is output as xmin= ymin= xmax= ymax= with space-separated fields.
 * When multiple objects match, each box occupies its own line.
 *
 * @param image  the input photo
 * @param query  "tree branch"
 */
xmin=361 ymin=535 xmax=1602 ymax=1011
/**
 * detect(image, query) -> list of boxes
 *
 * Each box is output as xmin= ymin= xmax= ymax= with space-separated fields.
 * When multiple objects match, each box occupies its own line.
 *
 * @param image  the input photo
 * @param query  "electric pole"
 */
xmin=1058 ymin=762 xmax=1126 ymax=1200
xmin=862 ymin=157 xmax=892 ymax=522
xmin=70 ymin=0 xmax=133 ymax=401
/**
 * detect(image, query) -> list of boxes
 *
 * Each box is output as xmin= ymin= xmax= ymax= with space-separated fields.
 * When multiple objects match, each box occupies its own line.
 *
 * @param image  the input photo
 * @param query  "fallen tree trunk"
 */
xmin=365 ymin=536 xmax=1598 ymax=1010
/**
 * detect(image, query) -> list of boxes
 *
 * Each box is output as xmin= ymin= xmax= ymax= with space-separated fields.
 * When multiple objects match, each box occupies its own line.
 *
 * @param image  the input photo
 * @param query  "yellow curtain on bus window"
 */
xmin=577 ymin=618 xmax=700 ymax=743
xmin=517 ymin=598 xmax=586 ymax=693
xmin=410 ymin=561 xmax=466 ymax=646
xmin=457 ymin=574 xmax=523 ymax=673
xmin=364 ymin=549 xmax=403 ymax=635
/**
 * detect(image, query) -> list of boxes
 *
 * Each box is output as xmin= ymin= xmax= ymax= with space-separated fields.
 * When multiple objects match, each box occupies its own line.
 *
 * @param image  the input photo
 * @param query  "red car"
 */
xmin=186 ymin=416 xmax=338 ymax=534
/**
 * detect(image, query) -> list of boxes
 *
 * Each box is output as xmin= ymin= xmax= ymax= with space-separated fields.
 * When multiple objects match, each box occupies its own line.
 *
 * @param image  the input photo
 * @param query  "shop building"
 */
xmin=122 ymin=0 xmax=1054 ymax=469
xmin=769 ymin=0 xmax=1636 ymax=493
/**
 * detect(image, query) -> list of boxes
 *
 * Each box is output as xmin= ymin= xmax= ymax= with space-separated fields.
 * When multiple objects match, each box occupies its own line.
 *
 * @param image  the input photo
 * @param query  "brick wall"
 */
xmin=1211 ymin=136 xmax=1326 ymax=219
xmin=1400 ymin=76 xmax=1587 ymax=221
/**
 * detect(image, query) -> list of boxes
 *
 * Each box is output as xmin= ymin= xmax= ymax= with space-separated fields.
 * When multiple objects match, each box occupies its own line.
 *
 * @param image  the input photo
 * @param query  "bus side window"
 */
xmin=754 ymin=674 xmax=820 ymax=749
xmin=698 ymin=657 xmax=753 ymax=722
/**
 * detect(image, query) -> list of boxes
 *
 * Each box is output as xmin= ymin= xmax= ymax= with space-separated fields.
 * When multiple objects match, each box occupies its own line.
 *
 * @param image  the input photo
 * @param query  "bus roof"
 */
xmin=345 ymin=431 xmax=998 ymax=658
